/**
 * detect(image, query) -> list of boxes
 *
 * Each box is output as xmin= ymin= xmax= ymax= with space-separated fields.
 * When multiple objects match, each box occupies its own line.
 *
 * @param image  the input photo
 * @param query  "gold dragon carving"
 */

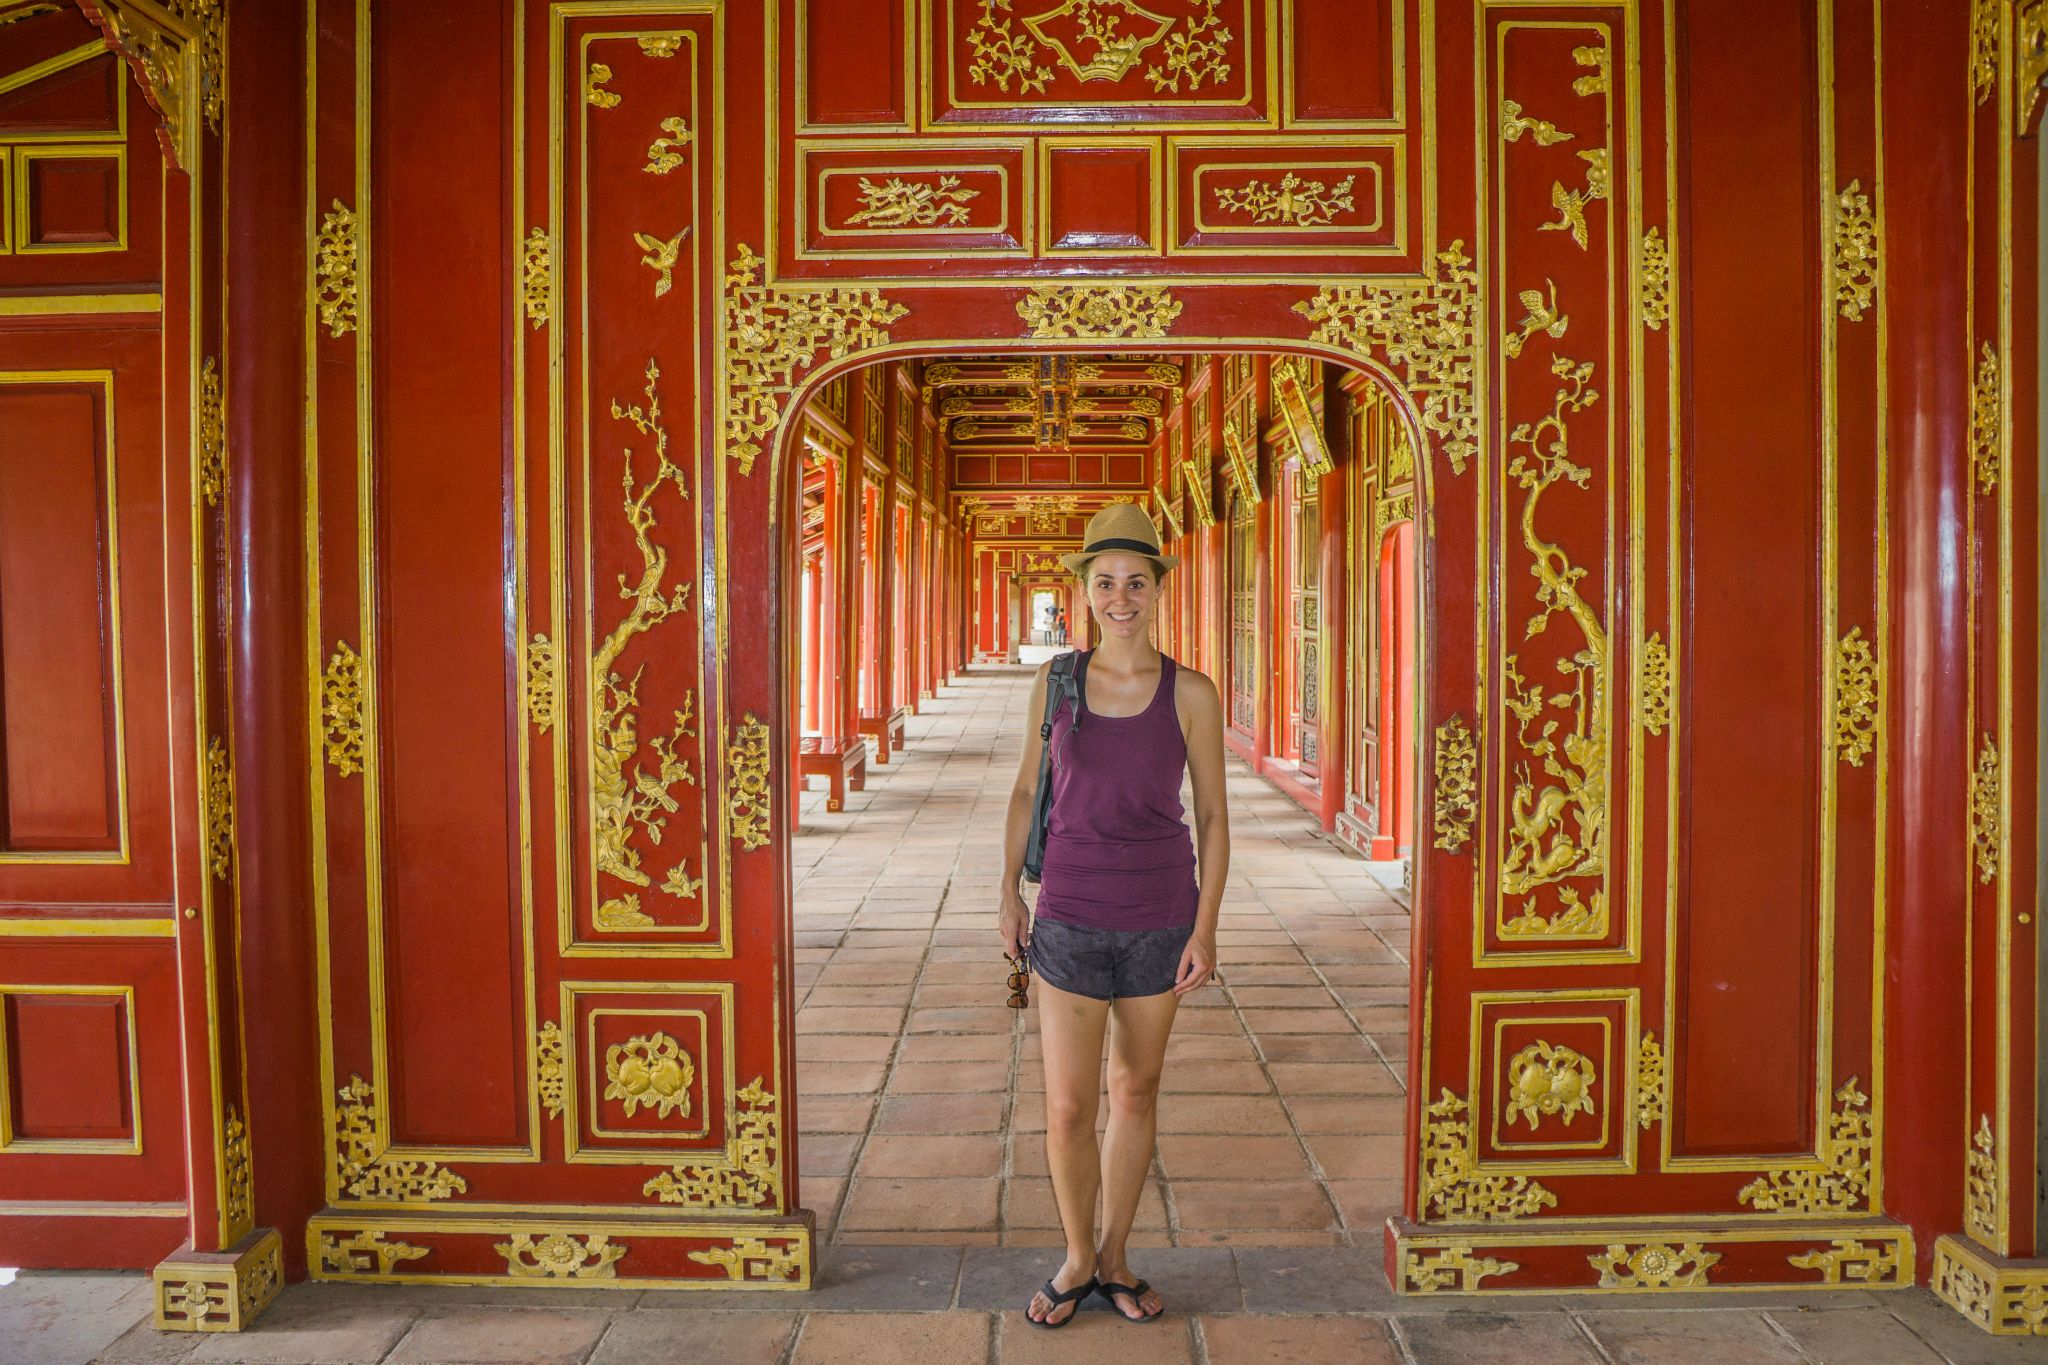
xmin=593 ymin=360 xmax=703 ymax=932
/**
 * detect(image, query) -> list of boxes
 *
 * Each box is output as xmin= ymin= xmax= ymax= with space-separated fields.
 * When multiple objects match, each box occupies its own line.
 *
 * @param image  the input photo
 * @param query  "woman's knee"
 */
xmin=1044 ymin=1090 xmax=1098 ymax=1140
xmin=1106 ymin=1067 xmax=1162 ymax=1116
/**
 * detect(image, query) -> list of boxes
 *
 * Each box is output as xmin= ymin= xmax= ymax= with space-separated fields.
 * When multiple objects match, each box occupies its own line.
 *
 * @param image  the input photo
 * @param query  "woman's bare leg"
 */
xmin=1097 ymin=988 xmax=1177 ymax=1319
xmin=1026 ymin=976 xmax=1110 ymax=1325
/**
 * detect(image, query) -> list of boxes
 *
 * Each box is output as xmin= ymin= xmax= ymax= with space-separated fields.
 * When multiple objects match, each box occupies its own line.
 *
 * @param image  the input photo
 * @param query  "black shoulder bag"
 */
xmin=1022 ymin=650 xmax=1089 ymax=883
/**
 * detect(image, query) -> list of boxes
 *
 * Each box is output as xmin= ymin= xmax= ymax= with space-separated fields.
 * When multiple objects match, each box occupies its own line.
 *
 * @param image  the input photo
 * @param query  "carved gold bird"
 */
xmin=1505 ymin=280 xmax=1568 ymax=358
xmin=634 ymin=227 xmax=690 ymax=298
xmin=1543 ymin=181 xmax=1589 ymax=250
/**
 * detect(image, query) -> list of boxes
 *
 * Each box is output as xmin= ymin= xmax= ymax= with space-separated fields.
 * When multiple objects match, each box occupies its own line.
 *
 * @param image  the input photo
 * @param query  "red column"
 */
xmin=802 ymin=554 xmax=823 ymax=733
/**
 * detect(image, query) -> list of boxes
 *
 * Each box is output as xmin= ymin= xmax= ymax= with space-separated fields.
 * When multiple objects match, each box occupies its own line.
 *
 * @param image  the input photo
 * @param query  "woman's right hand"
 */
xmin=998 ymin=888 xmax=1030 ymax=959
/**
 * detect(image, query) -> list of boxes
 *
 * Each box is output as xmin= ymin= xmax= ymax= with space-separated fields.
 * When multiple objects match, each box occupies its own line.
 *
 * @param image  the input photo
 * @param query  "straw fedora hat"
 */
xmin=1059 ymin=502 xmax=1181 ymax=577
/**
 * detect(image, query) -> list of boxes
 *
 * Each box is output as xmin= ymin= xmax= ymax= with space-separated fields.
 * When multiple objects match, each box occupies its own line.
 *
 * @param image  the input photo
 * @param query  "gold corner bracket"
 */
xmin=1932 ymin=1234 xmax=2048 ymax=1337
xmin=77 ymin=0 xmax=225 ymax=174
xmin=151 ymin=1228 xmax=282 ymax=1333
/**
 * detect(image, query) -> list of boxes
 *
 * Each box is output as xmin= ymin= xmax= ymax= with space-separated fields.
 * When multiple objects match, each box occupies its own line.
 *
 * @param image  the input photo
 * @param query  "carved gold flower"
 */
xmin=604 ymin=1032 xmax=695 ymax=1120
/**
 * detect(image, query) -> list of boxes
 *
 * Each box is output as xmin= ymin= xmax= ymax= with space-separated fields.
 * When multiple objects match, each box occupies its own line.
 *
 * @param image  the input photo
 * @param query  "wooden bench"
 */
xmin=797 ymin=735 xmax=866 ymax=812
xmin=859 ymin=707 xmax=910 ymax=764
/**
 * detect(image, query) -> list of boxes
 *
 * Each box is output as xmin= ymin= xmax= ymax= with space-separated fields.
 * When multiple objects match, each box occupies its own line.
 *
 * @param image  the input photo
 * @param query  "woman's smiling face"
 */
xmin=1086 ymin=552 xmax=1159 ymax=640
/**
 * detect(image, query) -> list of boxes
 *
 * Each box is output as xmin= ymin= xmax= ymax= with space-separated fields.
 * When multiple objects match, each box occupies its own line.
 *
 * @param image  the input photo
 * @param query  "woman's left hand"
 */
xmin=1173 ymin=931 xmax=1217 ymax=997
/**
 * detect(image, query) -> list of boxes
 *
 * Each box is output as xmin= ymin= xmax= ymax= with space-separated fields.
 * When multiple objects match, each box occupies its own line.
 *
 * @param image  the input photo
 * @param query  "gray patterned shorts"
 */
xmin=1028 ymin=916 xmax=1194 ymax=1002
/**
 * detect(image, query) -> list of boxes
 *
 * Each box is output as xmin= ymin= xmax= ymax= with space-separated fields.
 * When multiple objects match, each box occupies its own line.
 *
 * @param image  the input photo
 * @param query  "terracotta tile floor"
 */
xmin=792 ymin=663 xmax=1411 ymax=1250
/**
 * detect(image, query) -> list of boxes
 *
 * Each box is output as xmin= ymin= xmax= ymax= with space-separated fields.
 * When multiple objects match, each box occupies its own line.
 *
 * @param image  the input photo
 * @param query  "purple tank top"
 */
xmin=1035 ymin=652 xmax=1200 ymax=930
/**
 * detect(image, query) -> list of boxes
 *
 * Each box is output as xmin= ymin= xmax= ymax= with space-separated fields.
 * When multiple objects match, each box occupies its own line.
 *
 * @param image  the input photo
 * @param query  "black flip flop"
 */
xmin=1096 ymin=1278 xmax=1162 ymax=1322
xmin=1028 ymin=1276 xmax=1097 ymax=1329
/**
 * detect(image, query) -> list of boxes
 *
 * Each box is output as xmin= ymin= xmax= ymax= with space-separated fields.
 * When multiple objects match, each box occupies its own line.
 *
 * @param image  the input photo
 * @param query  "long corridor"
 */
xmin=792 ymin=662 xmax=1414 ymax=1248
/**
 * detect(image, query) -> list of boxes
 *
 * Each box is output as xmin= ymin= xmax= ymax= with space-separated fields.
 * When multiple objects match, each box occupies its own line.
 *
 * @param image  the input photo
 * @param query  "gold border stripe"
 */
xmin=0 ymin=293 xmax=163 ymax=316
xmin=0 ymin=917 xmax=176 ymax=937
xmin=0 ymin=40 xmax=107 ymax=98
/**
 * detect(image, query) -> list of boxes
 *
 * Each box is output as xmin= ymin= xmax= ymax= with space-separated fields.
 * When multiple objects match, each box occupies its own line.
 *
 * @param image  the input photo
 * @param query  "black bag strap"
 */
xmin=1039 ymin=650 xmax=1087 ymax=742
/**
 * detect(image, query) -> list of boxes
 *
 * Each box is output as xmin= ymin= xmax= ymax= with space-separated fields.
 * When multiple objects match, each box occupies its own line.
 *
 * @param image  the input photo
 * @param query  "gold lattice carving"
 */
xmin=1833 ymin=180 xmax=1877 ymax=322
xmin=1541 ymin=150 xmax=1609 ymax=251
xmin=1640 ymin=226 xmax=1671 ymax=330
xmin=525 ymin=634 xmax=557 ymax=733
xmin=1972 ymin=735 xmax=2002 ymax=884
xmin=594 ymin=361 xmax=701 ymax=929
xmin=644 ymin=115 xmax=691 ymax=175
xmin=335 ymin=1075 xmax=467 ymax=1203
xmin=496 ymin=1232 xmax=627 ymax=1279
xmin=688 ymin=1236 xmax=807 ymax=1283
xmin=521 ymin=227 xmax=551 ymax=328
xmin=1499 ymin=358 xmax=1607 ymax=937
xmin=1735 ymin=1078 xmax=1872 ymax=1214
xmin=643 ymin=1077 xmax=782 ymax=1208
xmin=587 ymin=60 xmax=620 ymax=107
xmin=724 ymin=244 xmax=906 ymax=476
xmin=1504 ymin=1040 xmax=1596 ymax=1130
xmin=1498 ymin=98 xmax=1572 ymax=147
xmin=1590 ymin=1242 xmax=1718 ymax=1289
xmin=1018 ymin=283 xmax=1183 ymax=340
xmin=726 ymin=713 xmax=774 ymax=852
xmin=1790 ymin=1238 xmax=1904 ymax=1286
xmin=1972 ymin=341 xmax=2002 ymax=493
xmin=849 ymin=174 xmax=979 ymax=227
xmin=1974 ymin=0 xmax=2000 ymax=105
xmin=223 ymin=1106 xmax=253 ymax=1240
xmin=160 ymin=1279 xmax=229 ymax=1331
xmin=1403 ymin=1246 xmax=1518 ymax=1293
xmin=1640 ymin=632 xmax=1673 ymax=737
xmin=1431 ymin=716 xmax=1477 ymax=853
xmin=315 ymin=200 xmax=358 ymax=338
xmin=1968 ymin=1114 xmax=1999 ymax=1241
xmin=605 ymin=1032 xmax=696 ymax=1121
xmin=536 ymin=1021 xmax=567 ymax=1120
xmin=204 ymin=736 xmax=234 ymax=880
xmin=318 ymin=1230 xmax=429 ymax=1276
xmin=197 ymin=356 xmax=225 ymax=507
xmin=321 ymin=641 xmax=366 ymax=777
xmin=1635 ymin=1031 xmax=1667 ymax=1130
xmin=1295 ymin=243 xmax=1478 ymax=474
xmin=1211 ymin=173 xmax=1354 ymax=228
xmin=1421 ymin=1090 xmax=1557 ymax=1221
xmin=1832 ymin=627 xmax=1878 ymax=767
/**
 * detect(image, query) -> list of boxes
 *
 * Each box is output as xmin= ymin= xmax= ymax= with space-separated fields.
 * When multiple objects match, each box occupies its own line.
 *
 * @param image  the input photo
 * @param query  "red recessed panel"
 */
xmin=996 ymin=455 xmax=1025 ymax=482
xmin=5 ymin=993 xmax=131 ymax=1143
xmin=800 ymin=0 xmax=907 ymax=127
xmin=802 ymin=146 xmax=1027 ymax=256
xmin=1107 ymin=455 xmax=1145 ymax=483
xmin=1027 ymin=455 xmax=1067 ymax=483
xmin=1285 ymin=0 xmax=1399 ymax=123
xmin=1045 ymin=143 xmax=1157 ymax=253
xmin=22 ymin=156 xmax=122 ymax=247
xmin=1074 ymin=455 xmax=1103 ymax=483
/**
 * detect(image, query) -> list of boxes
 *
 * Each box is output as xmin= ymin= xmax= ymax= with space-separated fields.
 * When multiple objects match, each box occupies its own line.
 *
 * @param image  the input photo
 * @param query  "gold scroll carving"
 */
xmin=1571 ymin=43 xmax=1609 ymax=96
xmin=587 ymin=60 xmax=620 ymax=108
xmin=724 ymin=245 xmax=907 ymax=476
xmin=89 ymin=0 xmax=223 ymax=173
xmin=727 ymin=713 xmax=774 ymax=852
xmin=1422 ymin=1090 xmax=1557 ymax=1221
xmin=1431 ymin=716 xmax=1477 ymax=853
xmin=688 ymin=1236 xmax=807 ymax=1283
xmin=1639 ymin=633 xmax=1672 ymax=736
xmin=1971 ymin=736 xmax=2002 ymax=884
xmin=1498 ymin=98 xmax=1572 ymax=147
xmin=1591 ymin=1242 xmax=1719 ymax=1289
xmin=315 ymin=200 xmax=358 ymax=339
xmin=204 ymin=736 xmax=234 ymax=880
xmin=496 ymin=1232 xmax=627 ymax=1279
xmin=1972 ymin=342 xmax=2002 ymax=492
xmin=1973 ymin=0 xmax=1999 ymax=105
xmin=223 ymin=1106 xmax=253 ymax=1241
xmin=335 ymin=1076 xmax=467 ymax=1203
xmin=1639 ymin=226 xmax=1671 ymax=330
xmin=1017 ymin=283 xmax=1183 ymax=340
xmin=536 ymin=1021 xmax=567 ymax=1120
xmin=1833 ymin=180 xmax=1877 ymax=322
xmin=321 ymin=641 xmax=366 ymax=777
xmin=1296 ymin=243 xmax=1478 ymax=474
xmin=1967 ymin=1114 xmax=1998 ymax=1242
xmin=604 ymin=1032 xmax=696 ymax=1120
xmin=521 ymin=227 xmax=551 ymax=328
xmin=525 ymin=634 xmax=557 ymax=733
xmin=1503 ymin=1040 xmax=1596 ymax=1130
xmin=198 ymin=356 xmax=225 ymax=507
xmin=1403 ymin=1246 xmax=1518 ymax=1293
xmin=1789 ymin=1238 xmax=1905 ymax=1287
xmin=2022 ymin=2 xmax=2048 ymax=131
xmin=1635 ymin=1031 xmax=1668 ymax=1129
xmin=643 ymin=1077 xmax=782 ymax=1209
xmin=318 ymin=1230 xmax=429 ymax=1276
xmin=1736 ymin=1078 xmax=1872 ymax=1214
xmin=644 ymin=116 xmax=691 ymax=176
xmin=1832 ymin=627 xmax=1878 ymax=767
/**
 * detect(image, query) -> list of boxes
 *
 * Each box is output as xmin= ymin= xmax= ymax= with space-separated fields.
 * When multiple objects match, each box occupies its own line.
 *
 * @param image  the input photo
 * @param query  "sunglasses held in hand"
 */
xmin=1005 ymin=953 xmax=1030 ymax=1009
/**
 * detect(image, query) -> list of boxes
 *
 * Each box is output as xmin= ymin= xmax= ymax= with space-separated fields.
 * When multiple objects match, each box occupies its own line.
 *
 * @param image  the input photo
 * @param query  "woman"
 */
xmin=998 ymin=503 xmax=1229 ymax=1327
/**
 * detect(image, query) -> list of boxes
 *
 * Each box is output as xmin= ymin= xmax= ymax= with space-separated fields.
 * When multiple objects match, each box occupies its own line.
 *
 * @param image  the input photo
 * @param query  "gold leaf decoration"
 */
xmin=315 ymin=200 xmax=359 ymax=339
xmin=1832 ymin=627 xmax=1878 ymax=766
xmin=688 ymin=1236 xmax=806 ymax=1283
xmin=536 ymin=1021 xmax=567 ymax=1120
xmin=1635 ymin=1031 xmax=1668 ymax=1130
xmin=204 ymin=736 xmax=234 ymax=881
xmin=321 ymin=641 xmax=366 ymax=777
xmin=604 ymin=1031 xmax=696 ymax=1121
xmin=318 ymin=1230 xmax=429 ymax=1276
xmin=1974 ymin=0 xmax=2000 ymax=105
xmin=644 ymin=115 xmax=691 ymax=175
xmin=723 ymin=244 xmax=907 ymax=476
xmin=197 ymin=357 xmax=225 ymax=507
xmin=1640 ymin=226 xmax=1671 ymax=330
xmin=1972 ymin=342 xmax=2002 ymax=493
xmin=1180 ymin=458 xmax=1215 ymax=528
xmin=1789 ymin=1238 xmax=1905 ymax=1287
xmin=91 ymin=0 xmax=224 ymax=173
xmin=524 ymin=634 xmax=557 ymax=733
xmin=1421 ymin=1089 xmax=1557 ymax=1220
xmin=1590 ymin=1242 xmax=1719 ymax=1289
xmin=335 ymin=1075 xmax=467 ymax=1202
xmin=1498 ymin=98 xmax=1573 ymax=147
xmin=1571 ymin=43 xmax=1609 ymax=96
xmin=587 ymin=60 xmax=620 ymax=108
xmin=1504 ymin=279 xmax=1567 ymax=360
xmin=1017 ymin=283 xmax=1183 ymax=340
xmin=521 ymin=227 xmax=551 ymax=329
xmin=1934 ymin=1240 xmax=1997 ymax=1330
xmin=1539 ymin=149 xmax=1609 ymax=250
xmin=2021 ymin=2 xmax=2048 ymax=132
xmin=1503 ymin=1040 xmax=1596 ymax=1130
xmin=1972 ymin=735 xmax=2002 ymax=884
xmin=637 ymin=34 xmax=681 ymax=58
xmin=1402 ymin=1246 xmax=1518 ymax=1294
xmin=1640 ymin=632 xmax=1673 ymax=736
xmin=849 ymin=174 xmax=978 ymax=227
xmin=643 ymin=1077 xmax=781 ymax=1208
xmin=223 ymin=1106 xmax=253 ymax=1241
xmin=726 ymin=712 xmax=773 ymax=852
xmin=495 ymin=1232 xmax=626 ymax=1279
xmin=1431 ymin=716 xmax=1477 ymax=853
xmin=1967 ymin=1114 xmax=1998 ymax=1241
xmin=1295 ymin=243 xmax=1479 ymax=474
xmin=634 ymin=227 xmax=689 ymax=299
xmin=1211 ymin=172 xmax=1355 ymax=227
xmin=1833 ymin=180 xmax=1877 ymax=322
xmin=1736 ymin=1078 xmax=1872 ymax=1214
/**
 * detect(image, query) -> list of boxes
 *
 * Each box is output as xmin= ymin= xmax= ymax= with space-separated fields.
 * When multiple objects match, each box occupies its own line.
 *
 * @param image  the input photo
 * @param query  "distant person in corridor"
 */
xmin=998 ymin=503 xmax=1229 ymax=1327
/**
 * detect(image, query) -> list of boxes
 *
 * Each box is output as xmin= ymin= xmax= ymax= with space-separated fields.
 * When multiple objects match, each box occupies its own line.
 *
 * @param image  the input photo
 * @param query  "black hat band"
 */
xmin=1082 ymin=536 xmax=1160 ymax=556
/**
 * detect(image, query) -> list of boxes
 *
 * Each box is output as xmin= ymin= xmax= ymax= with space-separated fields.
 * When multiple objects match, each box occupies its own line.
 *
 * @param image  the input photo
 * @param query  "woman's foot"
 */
xmin=1094 ymin=1259 xmax=1164 ymax=1321
xmin=1026 ymin=1256 xmax=1097 ymax=1327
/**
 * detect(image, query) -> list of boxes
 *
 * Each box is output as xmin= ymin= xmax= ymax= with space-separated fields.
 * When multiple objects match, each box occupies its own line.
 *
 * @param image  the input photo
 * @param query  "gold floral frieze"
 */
xmin=643 ymin=1077 xmax=781 ymax=1209
xmin=1972 ymin=342 xmax=2002 ymax=493
xmin=849 ymin=174 xmax=979 ymax=228
xmin=1431 ymin=716 xmax=1477 ymax=853
xmin=321 ymin=641 xmax=366 ymax=777
xmin=197 ymin=357 xmax=225 ymax=507
xmin=966 ymin=0 xmax=1234 ymax=94
xmin=1832 ymin=180 xmax=1877 ymax=322
xmin=1017 ymin=283 xmax=1183 ymax=340
xmin=204 ymin=736 xmax=234 ymax=880
xmin=521 ymin=227 xmax=551 ymax=329
xmin=1639 ymin=227 xmax=1671 ymax=330
xmin=1591 ymin=1242 xmax=1718 ymax=1289
xmin=1421 ymin=1090 xmax=1557 ymax=1221
xmin=1971 ymin=736 xmax=2002 ymax=884
xmin=1736 ymin=1078 xmax=1872 ymax=1214
xmin=1211 ymin=172 xmax=1356 ymax=228
xmin=315 ymin=200 xmax=358 ymax=339
xmin=1832 ymin=627 xmax=1878 ymax=767
xmin=496 ymin=1232 xmax=626 ymax=1279
xmin=726 ymin=713 xmax=774 ymax=852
